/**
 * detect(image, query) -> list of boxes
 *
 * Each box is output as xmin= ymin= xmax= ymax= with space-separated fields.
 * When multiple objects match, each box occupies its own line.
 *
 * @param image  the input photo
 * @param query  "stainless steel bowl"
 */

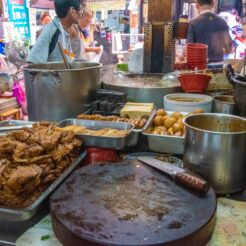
xmin=183 ymin=113 xmax=246 ymax=194
xmin=213 ymin=95 xmax=237 ymax=115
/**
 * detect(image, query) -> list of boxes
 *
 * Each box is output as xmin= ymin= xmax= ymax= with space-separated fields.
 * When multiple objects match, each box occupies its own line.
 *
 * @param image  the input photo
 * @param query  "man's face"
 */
xmin=69 ymin=5 xmax=85 ymax=24
xmin=85 ymin=16 xmax=92 ymax=27
xmin=79 ymin=14 xmax=92 ymax=28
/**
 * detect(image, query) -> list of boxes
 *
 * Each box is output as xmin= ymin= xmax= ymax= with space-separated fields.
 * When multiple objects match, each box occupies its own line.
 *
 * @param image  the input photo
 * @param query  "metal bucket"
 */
xmin=183 ymin=113 xmax=246 ymax=194
xmin=23 ymin=62 xmax=102 ymax=122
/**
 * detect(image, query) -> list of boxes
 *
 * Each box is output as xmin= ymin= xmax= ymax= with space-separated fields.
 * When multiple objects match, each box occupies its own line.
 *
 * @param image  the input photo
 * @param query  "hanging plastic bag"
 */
xmin=84 ymin=45 xmax=103 ymax=63
xmin=12 ymin=72 xmax=27 ymax=114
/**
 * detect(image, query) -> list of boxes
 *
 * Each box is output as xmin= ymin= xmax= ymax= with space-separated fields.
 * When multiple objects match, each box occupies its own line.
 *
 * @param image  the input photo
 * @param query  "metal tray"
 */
xmin=143 ymin=133 xmax=185 ymax=155
xmin=57 ymin=119 xmax=134 ymax=150
xmin=126 ymin=109 xmax=156 ymax=147
xmin=143 ymin=111 xmax=185 ymax=155
xmin=80 ymin=109 xmax=156 ymax=147
xmin=0 ymin=120 xmax=34 ymax=132
xmin=0 ymin=120 xmax=34 ymax=127
xmin=0 ymin=152 xmax=86 ymax=222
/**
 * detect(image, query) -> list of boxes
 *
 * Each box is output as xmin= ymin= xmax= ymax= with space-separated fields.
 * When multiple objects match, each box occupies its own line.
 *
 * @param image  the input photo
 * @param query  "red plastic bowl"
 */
xmin=187 ymin=59 xmax=207 ymax=63
xmin=187 ymin=61 xmax=207 ymax=65
xmin=188 ymin=65 xmax=207 ymax=70
xmin=187 ymin=53 xmax=207 ymax=57
xmin=178 ymin=73 xmax=212 ymax=93
xmin=187 ymin=43 xmax=208 ymax=49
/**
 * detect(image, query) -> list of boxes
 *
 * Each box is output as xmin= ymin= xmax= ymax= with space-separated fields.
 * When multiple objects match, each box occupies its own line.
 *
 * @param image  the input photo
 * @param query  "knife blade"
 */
xmin=138 ymin=157 xmax=210 ymax=193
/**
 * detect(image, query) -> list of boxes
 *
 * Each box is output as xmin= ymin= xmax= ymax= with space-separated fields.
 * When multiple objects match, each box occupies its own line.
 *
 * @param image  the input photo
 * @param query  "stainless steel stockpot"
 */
xmin=183 ymin=113 xmax=246 ymax=194
xmin=23 ymin=61 xmax=102 ymax=122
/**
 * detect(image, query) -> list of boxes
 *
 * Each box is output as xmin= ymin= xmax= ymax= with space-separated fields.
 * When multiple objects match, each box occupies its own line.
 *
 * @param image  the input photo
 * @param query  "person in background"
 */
xmin=41 ymin=13 xmax=52 ymax=26
xmin=70 ymin=9 xmax=102 ymax=60
xmin=187 ymin=0 xmax=232 ymax=68
xmin=27 ymin=0 xmax=85 ymax=63
xmin=36 ymin=13 xmax=52 ymax=39
xmin=123 ymin=17 xmax=130 ymax=34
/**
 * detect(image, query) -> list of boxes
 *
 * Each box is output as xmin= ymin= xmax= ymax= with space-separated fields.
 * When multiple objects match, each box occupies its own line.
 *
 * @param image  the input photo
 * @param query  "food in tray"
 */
xmin=0 ymin=122 xmax=82 ymax=208
xmin=77 ymin=114 xmax=147 ymax=129
xmin=57 ymin=125 xmax=86 ymax=133
xmin=120 ymin=102 xmax=154 ymax=119
xmin=80 ymin=128 xmax=130 ymax=137
xmin=145 ymin=109 xmax=204 ymax=137
xmin=59 ymin=125 xmax=130 ymax=138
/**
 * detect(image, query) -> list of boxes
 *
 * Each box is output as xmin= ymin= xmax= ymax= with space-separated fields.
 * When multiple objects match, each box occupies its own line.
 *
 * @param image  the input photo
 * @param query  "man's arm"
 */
xmin=85 ymin=46 xmax=102 ymax=54
xmin=223 ymin=31 xmax=233 ymax=54
xmin=27 ymin=26 xmax=51 ymax=63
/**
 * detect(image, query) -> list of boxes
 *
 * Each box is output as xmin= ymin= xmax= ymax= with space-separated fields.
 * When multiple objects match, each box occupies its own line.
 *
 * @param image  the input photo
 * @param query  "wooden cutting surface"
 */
xmin=50 ymin=160 xmax=217 ymax=246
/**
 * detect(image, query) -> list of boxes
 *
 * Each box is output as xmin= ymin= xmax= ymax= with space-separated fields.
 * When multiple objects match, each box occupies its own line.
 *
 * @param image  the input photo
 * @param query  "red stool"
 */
xmin=83 ymin=147 xmax=120 ymax=165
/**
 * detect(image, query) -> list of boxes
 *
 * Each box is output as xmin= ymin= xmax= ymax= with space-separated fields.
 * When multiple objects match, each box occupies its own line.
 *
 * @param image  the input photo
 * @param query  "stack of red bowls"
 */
xmin=186 ymin=43 xmax=208 ymax=70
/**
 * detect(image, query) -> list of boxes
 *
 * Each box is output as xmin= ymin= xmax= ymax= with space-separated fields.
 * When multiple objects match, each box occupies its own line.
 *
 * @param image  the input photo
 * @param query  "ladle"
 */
xmin=58 ymin=42 xmax=72 ymax=69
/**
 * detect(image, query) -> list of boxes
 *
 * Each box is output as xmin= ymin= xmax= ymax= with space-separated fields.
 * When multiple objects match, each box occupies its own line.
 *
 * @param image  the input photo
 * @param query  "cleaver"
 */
xmin=138 ymin=157 xmax=210 ymax=193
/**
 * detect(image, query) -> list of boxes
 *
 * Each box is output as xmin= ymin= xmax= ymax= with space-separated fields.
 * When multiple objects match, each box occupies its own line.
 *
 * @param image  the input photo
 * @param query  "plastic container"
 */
xmin=164 ymin=93 xmax=213 ymax=113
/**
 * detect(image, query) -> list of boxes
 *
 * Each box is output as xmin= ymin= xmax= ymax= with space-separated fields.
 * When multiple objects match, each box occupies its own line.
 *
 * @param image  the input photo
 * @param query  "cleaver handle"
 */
xmin=175 ymin=172 xmax=210 ymax=193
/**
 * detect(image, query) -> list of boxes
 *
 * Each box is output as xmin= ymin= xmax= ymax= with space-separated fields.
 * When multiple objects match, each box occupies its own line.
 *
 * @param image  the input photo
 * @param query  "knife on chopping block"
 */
xmin=138 ymin=157 xmax=210 ymax=194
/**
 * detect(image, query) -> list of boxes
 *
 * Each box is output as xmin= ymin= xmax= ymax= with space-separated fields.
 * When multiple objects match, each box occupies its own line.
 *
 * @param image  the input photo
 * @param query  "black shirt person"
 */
xmin=187 ymin=0 xmax=232 ymax=64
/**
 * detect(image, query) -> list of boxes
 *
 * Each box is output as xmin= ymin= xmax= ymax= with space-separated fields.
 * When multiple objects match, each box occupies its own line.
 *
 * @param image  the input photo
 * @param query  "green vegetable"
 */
xmin=41 ymin=235 xmax=50 ymax=241
xmin=117 ymin=63 xmax=128 ymax=72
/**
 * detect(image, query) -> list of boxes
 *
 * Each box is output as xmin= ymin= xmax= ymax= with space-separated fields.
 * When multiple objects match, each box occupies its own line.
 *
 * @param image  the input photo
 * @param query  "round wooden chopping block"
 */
xmin=50 ymin=160 xmax=216 ymax=246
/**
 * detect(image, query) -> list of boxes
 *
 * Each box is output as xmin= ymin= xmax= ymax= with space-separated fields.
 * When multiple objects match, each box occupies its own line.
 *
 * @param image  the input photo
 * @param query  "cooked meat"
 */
xmin=0 ymin=139 xmax=18 ymax=155
xmin=60 ymin=131 xmax=76 ymax=143
xmin=2 ymin=164 xmax=42 ymax=193
xmin=11 ymin=130 xmax=31 ymax=142
xmin=77 ymin=114 xmax=147 ymax=129
xmin=55 ymin=156 xmax=72 ymax=172
xmin=24 ymin=144 xmax=44 ymax=158
xmin=13 ymin=142 xmax=28 ymax=159
xmin=0 ymin=122 xmax=82 ymax=208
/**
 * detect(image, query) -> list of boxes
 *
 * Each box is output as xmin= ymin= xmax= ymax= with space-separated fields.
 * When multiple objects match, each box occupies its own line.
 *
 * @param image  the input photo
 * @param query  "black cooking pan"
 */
xmin=226 ymin=64 xmax=246 ymax=117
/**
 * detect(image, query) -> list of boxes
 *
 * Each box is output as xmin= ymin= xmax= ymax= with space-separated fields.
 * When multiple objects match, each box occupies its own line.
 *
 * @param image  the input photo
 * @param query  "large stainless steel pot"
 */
xmin=102 ymin=72 xmax=181 ymax=108
xmin=183 ymin=113 xmax=246 ymax=194
xmin=23 ymin=62 xmax=102 ymax=122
